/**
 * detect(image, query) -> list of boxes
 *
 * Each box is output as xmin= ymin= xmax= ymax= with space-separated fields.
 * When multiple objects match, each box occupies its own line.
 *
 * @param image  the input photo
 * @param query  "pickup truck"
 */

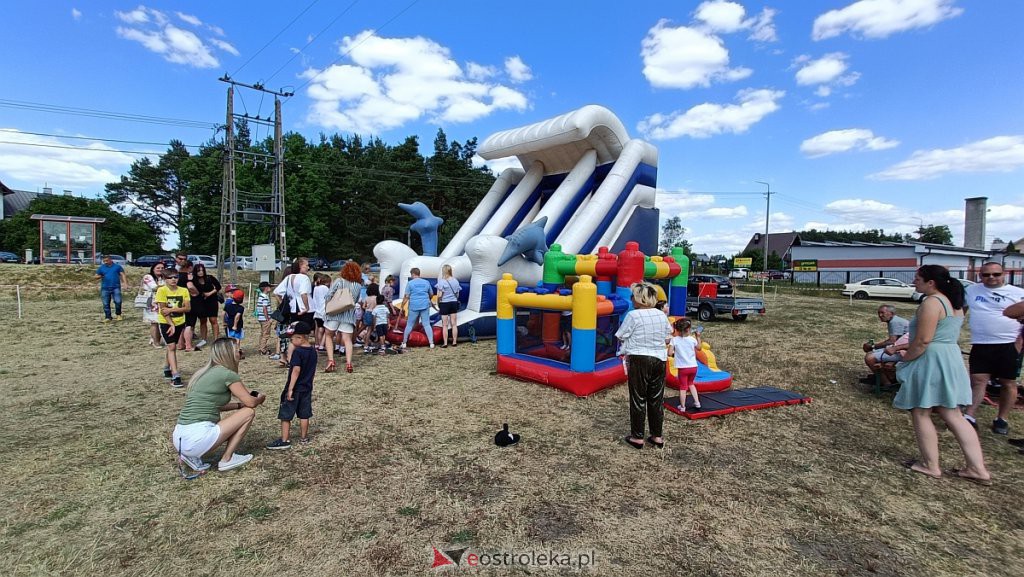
xmin=686 ymin=294 xmax=766 ymax=322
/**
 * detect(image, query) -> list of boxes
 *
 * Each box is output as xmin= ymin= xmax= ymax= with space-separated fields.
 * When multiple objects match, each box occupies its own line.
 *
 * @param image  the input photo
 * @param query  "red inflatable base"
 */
xmin=497 ymin=355 xmax=624 ymax=397
xmin=665 ymin=362 xmax=732 ymax=393
xmin=384 ymin=323 xmax=443 ymax=347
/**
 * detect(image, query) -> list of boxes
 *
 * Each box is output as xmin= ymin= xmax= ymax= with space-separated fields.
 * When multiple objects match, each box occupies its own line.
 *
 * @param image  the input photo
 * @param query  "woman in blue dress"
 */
xmin=895 ymin=265 xmax=991 ymax=485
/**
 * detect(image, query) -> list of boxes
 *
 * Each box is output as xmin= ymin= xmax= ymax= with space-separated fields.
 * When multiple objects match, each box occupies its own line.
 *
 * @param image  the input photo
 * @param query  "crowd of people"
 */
xmin=124 ymin=254 xmax=466 ymax=472
xmin=95 ymin=254 xmax=1024 ymax=480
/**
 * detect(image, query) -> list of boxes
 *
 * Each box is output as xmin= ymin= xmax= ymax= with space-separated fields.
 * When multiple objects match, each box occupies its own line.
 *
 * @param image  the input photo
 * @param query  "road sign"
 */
xmin=733 ymin=257 xmax=752 ymax=267
xmin=793 ymin=259 xmax=818 ymax=271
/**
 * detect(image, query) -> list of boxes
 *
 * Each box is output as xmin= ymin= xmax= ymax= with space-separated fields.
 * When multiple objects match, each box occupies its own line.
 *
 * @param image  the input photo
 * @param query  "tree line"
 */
xmin=0 ymin=125 xmax=496 ymax=262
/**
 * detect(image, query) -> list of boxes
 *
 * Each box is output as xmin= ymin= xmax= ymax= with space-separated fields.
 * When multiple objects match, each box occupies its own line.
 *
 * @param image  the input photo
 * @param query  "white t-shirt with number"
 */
xmin=966 ymin=282 xmax=1024 ymax=343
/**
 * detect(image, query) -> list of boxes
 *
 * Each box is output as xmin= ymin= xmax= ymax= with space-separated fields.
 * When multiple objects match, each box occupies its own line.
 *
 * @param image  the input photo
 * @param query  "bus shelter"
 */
xmin=31 ymin=214 xmax=106 ymax=264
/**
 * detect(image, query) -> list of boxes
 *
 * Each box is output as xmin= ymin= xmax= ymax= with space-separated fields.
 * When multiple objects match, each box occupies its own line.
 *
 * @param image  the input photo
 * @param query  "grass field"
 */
xmin=1 ymin=265 xmax=1022 ymax=576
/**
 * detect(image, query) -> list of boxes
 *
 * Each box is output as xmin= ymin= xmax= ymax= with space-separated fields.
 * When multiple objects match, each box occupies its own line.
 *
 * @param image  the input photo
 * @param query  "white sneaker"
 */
xmin=180 ymin=454 xmax=211 ymax=471
xmin=195 ymin=339 xmax=208 ymax=349
xmin=269 ymin=353 xmax=281 ymax=360
xmin=429 ymin=343 xmax=435 ymax=349
xmin=218 ymin=453 xmax=253 ymax=472
xmin=400 ymin=342 xmax=407 ymax=350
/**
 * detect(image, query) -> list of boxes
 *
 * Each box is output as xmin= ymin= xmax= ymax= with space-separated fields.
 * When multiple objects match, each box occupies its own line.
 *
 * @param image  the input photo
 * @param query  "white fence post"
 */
xmin=16 ymin=284 xmax=22 ymax=319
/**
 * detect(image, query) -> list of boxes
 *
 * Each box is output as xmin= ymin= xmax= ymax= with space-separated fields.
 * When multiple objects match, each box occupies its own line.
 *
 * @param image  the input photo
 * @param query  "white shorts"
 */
xmin=872 ymin=348 xmax=902 ymax=363
xmin=324 ymin=319 xmax=355 ymax=333
xmin=172 ymin=422 xmax=221 ymax=458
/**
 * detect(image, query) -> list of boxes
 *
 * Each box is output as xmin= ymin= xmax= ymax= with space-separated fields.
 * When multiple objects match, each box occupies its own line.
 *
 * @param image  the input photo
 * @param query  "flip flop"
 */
xmin=901 ymin=458 xmax=941 ymax=479
xmin=947 ymin=468 xmax=992 ymax=486
xmin=324 ymin=360 xmax=336 ymax=373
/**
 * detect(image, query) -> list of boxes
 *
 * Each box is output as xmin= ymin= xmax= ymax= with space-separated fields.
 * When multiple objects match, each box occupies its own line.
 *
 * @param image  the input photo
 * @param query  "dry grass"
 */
xmin=1 ymin=265 xmax=1023 ymax=576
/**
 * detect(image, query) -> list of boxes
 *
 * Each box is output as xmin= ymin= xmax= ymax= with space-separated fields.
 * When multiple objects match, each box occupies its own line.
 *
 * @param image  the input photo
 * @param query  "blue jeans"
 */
xmin=100 ymin=287 xmax=122 ymax=318
xmin=402 ymin=308 xmax=434 ymax=345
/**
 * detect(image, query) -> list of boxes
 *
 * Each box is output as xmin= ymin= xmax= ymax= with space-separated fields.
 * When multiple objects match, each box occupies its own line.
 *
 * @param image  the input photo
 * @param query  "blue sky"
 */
xmin=1 ymin=0 xmax=1022 ymax=255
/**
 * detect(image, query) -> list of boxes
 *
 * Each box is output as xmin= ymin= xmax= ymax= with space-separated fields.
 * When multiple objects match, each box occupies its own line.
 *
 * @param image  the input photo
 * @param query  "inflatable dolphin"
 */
xmin=398 ymin=201 xmax=444 ymax=257
xmin=497 ymin=216 xmax=549 ymax=266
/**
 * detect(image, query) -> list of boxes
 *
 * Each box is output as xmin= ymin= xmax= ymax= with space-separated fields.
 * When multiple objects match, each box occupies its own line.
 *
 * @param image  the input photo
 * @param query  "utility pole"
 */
xmin=757 ymin=180 xmax=770 ymax=291
xmin=217 ymin=75 xmax=293 ymax=284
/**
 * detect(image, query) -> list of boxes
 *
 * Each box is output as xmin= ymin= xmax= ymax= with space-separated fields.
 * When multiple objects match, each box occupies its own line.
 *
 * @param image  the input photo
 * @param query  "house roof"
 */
xmin=743 ymin=232 xmax=801 ymax=256
xmin=3 ymin=189 xmax=44 ymax=218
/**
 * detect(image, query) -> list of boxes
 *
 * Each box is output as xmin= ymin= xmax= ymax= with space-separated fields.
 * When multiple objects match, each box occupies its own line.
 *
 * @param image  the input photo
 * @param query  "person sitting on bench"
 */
xmin=861 ymin=304 xmax=909 ymax=384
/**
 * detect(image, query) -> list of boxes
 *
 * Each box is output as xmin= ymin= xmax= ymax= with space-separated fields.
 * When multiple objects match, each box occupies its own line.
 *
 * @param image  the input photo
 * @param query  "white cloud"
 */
xmin=71 ymin=8 xmax=82 ymax=21
xmin=812 ymin=0 xmax=964 ymax=41
xmin=695 ymin=1 xmax=747 ymax=33
xmin=471 ymin=154 xmax=522 ymax=175
xmin=210 ymin=38 xmax=239 ymax=56
xmin=657 ymin=189 xmax=717 ymax=216
xmin=795 ymin=53 xmax=849 ymax=85
xmin=114 ymin=5 xmax=233 ymax=68
xmin=0 ymin=129 xmax=139 ymax=189
xmin=303 ymin=32 xmax=531 ymax=134
xmin=870 ymin=136 xmax=1024 ymax=180
xmin=504 ymin=56 xmax=532 ymax=83
xmin=801 ymin=128 xmax=899 ymax=157
xmin=706 ymin=205 xmax=749 ymax=218
xmin=176 ymin=11 xmax=202 ymax=27
xmin=640 ymin=20 xmax=752 ymax=90
xmin=466 ymin=62 xmax=496 ymax=81
xmin=638 ymin=88 xmax=784 ymax=140
xmin=695 ymin=2 xmax=779 ymax=41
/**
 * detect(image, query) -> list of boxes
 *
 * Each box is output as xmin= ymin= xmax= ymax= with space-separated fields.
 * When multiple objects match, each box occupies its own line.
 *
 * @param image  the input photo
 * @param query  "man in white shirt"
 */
xmin=964 ymin=262 xmax=1024 ymax=435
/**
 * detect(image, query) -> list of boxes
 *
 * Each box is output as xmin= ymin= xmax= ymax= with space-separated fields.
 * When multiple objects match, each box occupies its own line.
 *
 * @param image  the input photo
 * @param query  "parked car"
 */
xmin=134 ymin=254 xmax=174 ymax=268
xmin=0 ymin=251 xmax=22 ymax=263
xmin=328 ymin=259 xmax=347 ymax=270
xmin=188 ymin=254 xmax=217 ymax=268
xmin=223 ymin=255 xmax=254 ymax=270
xmin=94 ymin=254 xmax=127 ymax=265
xmin=767 ymin=269 xmax=791 ymax=280
xmin=911 ymin=278 xmax=974 ymax=302
xmin=307 ymin=256 xmax=329 ymax=270
xmin=842 ymin=277 xmax=916 ymax=300
xmin=729 ymin=268 xmax=749 ymax=280
xmin=688 ymin=274 xmax=734 ymax=297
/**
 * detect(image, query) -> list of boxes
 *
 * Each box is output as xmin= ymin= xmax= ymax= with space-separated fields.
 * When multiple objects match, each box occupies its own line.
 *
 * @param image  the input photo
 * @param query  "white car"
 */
xmin=911 ymin=278 xmax=974 ymax=302
xmin=223 ymin=255 xmax=253 ymax=270
xmin=729 ymin=268 xmax=749 ymax=280
xmin=841 ymin=277 xmax=916 ymax=300
xmin=187 ymin=254 xmax=217 ymax=268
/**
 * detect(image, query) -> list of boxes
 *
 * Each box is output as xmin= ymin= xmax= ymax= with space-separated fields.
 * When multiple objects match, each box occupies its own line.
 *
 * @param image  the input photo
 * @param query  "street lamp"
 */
xmin=755 ymin=181 xmax=771 ymax=278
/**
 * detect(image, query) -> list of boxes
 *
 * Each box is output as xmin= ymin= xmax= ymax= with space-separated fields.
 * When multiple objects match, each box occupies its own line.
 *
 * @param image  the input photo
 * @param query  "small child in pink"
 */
xmin=669 ymin=318 xmax=701 ymax=410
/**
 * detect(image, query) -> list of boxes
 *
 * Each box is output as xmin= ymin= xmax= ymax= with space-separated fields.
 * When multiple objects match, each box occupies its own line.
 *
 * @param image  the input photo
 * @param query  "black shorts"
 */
xmin=294 ymin=312 xmax=315 ymax=328
xmin=370 ymin=324 xmax=387 ymax=342
xmin=439 ymin=301 xmax=459 ymax=315
xmin=184 ymin=312 xmax=199 ymax=328
xmin=278 ymin=388 xmax=313 ymax=420
xmin=160 ymin=323 xmax=182 ymax=345
xmin=969 ymin=343 xmax=1020 ymax=380
xmin=314 ymin=317 xmax=324 ymax=329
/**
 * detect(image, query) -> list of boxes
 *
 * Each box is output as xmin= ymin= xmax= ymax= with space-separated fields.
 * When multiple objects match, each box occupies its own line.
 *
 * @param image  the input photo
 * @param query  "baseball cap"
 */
xmin=232 ymin=289 xmax=244 ymax=301
xmin=284 ymin=321 xmax=312 ymax=336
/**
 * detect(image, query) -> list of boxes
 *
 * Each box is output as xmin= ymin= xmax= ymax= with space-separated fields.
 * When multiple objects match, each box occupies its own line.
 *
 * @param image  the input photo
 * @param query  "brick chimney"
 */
xmin=963 ymin=197 xmax=987 ymax=250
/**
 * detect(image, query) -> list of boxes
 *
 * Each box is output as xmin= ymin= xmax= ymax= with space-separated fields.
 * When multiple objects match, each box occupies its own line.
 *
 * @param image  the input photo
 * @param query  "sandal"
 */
xmin=646 ymin=436 xmax=665 ymax=449
xmin=622 ymin=436 xmax=644 ymax=450
xmin=901 ymin=458 xmax=941 ymax=479
xmin=325 ymin=360 xmax=336 ymax=373
xmin=345 ymin=363 xmax=353 ymax=373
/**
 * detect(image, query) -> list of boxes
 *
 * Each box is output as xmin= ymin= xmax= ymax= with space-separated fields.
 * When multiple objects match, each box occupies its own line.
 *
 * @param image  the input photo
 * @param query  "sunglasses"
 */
xmin=980 ymin=272 xmax=1003 ymax=278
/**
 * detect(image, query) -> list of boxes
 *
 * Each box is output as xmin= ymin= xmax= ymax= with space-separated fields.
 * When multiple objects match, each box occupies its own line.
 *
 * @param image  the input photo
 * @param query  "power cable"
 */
xmin=286 ymin=0 xmax=421 ymax=102
xmin=0 ymin=129 xmax=204 ymax=149
xmin=231 ymin=0 xmax=323 ymax=77
xmin=0 ymin=98 xmax=216 ymax=130
xmin=265 ymin=0 xmax=361 ymax=84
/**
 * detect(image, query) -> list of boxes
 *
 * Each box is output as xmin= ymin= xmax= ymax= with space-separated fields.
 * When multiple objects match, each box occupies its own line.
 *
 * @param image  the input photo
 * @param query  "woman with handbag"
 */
xmin=140 ymin=262 xmax=165 ymax=347
xmin=324 ymin=261 xmax=362 ymax=373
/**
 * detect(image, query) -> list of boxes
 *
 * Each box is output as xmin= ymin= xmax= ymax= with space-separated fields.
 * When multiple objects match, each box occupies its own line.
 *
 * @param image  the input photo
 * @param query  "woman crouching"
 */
xmin=172 ymin=338 xmax=267 ymax=473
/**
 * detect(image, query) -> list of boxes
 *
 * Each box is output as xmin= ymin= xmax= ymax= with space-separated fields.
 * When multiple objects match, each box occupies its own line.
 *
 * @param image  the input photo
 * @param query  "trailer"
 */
xmin=686 ymin=295 xmax=766 ymax=322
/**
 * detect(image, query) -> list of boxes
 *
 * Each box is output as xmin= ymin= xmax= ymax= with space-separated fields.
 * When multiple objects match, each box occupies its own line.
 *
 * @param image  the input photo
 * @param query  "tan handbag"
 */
xmin=325 ymin=283 xmax=355 ymax=315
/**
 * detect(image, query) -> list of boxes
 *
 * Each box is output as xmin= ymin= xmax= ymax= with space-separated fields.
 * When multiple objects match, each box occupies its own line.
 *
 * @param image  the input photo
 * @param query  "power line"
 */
xmin=0 ymin=129 xmax=204 ymax=149
xmin=231 ymin=0 xmax=323 ymax=77
xmin=0 ymin=98 xmax=216 ymax=130
xmin=0 ymin=140 xmax=168 ymax=156
xmin=286 ymin=0 xmax=421 ymax=102
xmin=265 ymin=0 xmax=361 ymax=84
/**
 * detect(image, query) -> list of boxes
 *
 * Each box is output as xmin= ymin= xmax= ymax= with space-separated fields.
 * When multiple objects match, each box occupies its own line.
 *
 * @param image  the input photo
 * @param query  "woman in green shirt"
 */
xmin=172 ymin=338 xmax=267 ymax=472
